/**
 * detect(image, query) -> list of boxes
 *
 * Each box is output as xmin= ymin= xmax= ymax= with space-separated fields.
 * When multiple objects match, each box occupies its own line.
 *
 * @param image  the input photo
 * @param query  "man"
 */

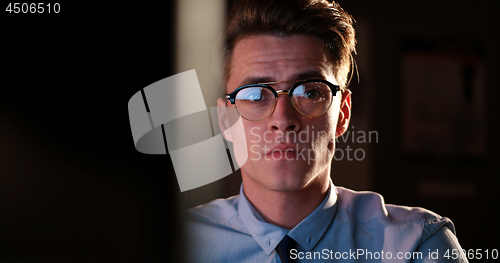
xmin=183 ymin=0 xmax=467 ymax=262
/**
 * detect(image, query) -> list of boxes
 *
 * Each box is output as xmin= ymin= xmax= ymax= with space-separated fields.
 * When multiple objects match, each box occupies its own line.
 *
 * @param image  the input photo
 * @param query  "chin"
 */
xmin=245 ymin=164 xmax=315 ymax=191
xmin=259 ymin=179 xmax=307 ymax=192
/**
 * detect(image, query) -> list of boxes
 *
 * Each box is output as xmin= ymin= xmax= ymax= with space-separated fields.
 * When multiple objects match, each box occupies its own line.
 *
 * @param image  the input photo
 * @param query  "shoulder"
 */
xmin=335 ymin=186 xmax=455 ymax=238
xmin=182 ymin=194 xmax=251 ymax=239
xmin=182 ymin=195 xmax=256 ymax=262
xmin=183 ymin=195 xmax=240 ymax=227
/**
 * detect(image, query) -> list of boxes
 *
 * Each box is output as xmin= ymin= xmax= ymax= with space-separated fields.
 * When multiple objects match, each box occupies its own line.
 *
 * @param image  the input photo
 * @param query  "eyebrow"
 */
xmin=239 ymin=76 xmax=274 ymax=86
xmin=238 ymin=71 xmax=326 ymax=86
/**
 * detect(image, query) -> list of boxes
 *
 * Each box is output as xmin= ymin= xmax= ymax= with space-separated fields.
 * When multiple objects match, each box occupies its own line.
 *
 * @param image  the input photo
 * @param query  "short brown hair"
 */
xmin=223 ymin=0 xmax=356 ymax=90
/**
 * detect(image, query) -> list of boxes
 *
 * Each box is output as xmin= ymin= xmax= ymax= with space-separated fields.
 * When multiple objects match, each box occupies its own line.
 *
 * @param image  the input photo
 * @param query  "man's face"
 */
xmin=218 ymin=34 xmax=350 ymax=192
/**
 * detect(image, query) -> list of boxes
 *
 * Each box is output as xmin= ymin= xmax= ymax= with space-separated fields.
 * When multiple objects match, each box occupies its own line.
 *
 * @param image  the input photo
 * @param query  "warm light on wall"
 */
xmin=176 ymin=0 xmax=225 ymax=109
xmin=175 ymin=0 xmax=227 ymax=208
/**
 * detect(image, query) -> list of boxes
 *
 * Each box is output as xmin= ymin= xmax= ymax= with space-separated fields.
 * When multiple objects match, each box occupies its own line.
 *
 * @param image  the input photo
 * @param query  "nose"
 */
xmin=267 ymin=92 xmax=301 ymax=132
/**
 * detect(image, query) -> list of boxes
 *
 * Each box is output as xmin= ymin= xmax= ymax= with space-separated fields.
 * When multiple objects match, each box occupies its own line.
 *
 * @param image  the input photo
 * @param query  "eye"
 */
xmin=237 ymin=87 xmax=263 ymax=101
xmin=304 ymin=88 xmax=321 ymax=99
xmin=252 ymin=93 xmax=262 ymax=101
xmin=293 ymin=84 xmax=323 ymax=99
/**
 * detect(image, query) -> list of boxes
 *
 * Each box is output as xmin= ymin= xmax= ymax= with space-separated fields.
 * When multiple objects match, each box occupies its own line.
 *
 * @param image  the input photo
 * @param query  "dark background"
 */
xmin=341 ymin=0 xmax=500 ymax=256
xmin=1 ymin=1 xmax=499 ymax=262
xmin=1 ymin=2 xmax=181 ymax=262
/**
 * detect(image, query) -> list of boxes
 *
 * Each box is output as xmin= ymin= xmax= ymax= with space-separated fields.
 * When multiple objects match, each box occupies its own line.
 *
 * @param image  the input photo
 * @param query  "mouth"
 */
xmin=264 ymin=144 xmax=305 ymax=161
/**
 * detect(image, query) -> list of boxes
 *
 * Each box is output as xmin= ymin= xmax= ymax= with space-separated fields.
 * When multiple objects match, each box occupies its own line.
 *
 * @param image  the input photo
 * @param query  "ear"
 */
xmin=336 ymin=89 xmax=351 ymax=138
xmin=217 ymin=97 xmax=233 ymax=142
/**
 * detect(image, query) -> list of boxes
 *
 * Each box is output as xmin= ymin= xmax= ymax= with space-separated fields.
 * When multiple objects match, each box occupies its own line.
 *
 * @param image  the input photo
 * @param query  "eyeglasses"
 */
xmin=226 ymin=79 xmax=340 ymax=121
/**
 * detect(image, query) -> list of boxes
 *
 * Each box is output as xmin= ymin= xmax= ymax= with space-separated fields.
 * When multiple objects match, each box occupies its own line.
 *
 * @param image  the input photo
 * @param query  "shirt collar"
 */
xmin=237 ymin=181 xmax=338 ymax=254
xmin=288 ymin=181 xmax=337 ymax=251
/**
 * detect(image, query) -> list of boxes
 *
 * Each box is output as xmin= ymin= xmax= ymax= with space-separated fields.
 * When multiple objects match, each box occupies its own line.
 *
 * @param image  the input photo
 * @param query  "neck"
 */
xmin=241 ymin=171 xmax=331 ymax=229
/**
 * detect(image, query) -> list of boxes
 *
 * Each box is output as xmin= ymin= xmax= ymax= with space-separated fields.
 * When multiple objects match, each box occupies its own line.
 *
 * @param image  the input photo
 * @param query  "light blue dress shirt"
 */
xmin=183 ymin=182 xmax=467 ymax=262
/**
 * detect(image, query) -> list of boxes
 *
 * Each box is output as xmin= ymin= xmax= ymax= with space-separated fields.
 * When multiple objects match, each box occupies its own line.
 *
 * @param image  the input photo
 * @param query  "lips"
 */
xmin=264 ymin=144 xmax=302 ymax=155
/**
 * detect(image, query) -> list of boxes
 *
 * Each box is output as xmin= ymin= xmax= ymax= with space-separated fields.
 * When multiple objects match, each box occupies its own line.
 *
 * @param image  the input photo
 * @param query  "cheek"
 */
xmin=325 ymin=101 xmax=342 ymax=136
xmin=308 ymin=115 xmax=337 ymax=152
xmin=314 ymin=111 xmax=337 ymax=135
xmin=233 ymin=123 xmax=269 ymax=168
xmin=243 ymin=123 xmax=259 ymax=143
xmin=221 ymin=116 xmax=251 ymax=167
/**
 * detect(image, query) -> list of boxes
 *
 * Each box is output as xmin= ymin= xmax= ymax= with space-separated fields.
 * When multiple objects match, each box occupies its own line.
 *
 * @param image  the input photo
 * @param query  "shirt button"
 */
xmin=267 ymin=239 xmax=271 ymax=246
xmin=307 ymin=236 xmax=311 ymax=243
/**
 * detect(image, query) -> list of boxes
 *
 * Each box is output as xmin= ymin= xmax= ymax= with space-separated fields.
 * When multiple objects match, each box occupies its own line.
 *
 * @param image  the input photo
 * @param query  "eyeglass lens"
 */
xmin=234 ymin=81 xmax=333 ymax=121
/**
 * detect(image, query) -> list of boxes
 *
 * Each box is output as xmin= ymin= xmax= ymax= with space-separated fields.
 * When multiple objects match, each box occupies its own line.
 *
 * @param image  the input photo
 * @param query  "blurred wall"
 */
xmin=340 ymin=0 xmax=500 ymax=250
xmin=175 ymin=0 xmax=230 ymax=210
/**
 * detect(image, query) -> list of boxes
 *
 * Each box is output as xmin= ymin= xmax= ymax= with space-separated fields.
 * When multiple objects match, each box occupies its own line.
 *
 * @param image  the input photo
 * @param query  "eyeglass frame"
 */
xmin=225 ymin=79 xmax=341 ymax=121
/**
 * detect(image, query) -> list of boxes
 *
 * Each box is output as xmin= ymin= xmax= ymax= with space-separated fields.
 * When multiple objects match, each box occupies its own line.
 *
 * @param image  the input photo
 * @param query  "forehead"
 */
xmin=227 ymin=34 xmax=334 ymax=92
